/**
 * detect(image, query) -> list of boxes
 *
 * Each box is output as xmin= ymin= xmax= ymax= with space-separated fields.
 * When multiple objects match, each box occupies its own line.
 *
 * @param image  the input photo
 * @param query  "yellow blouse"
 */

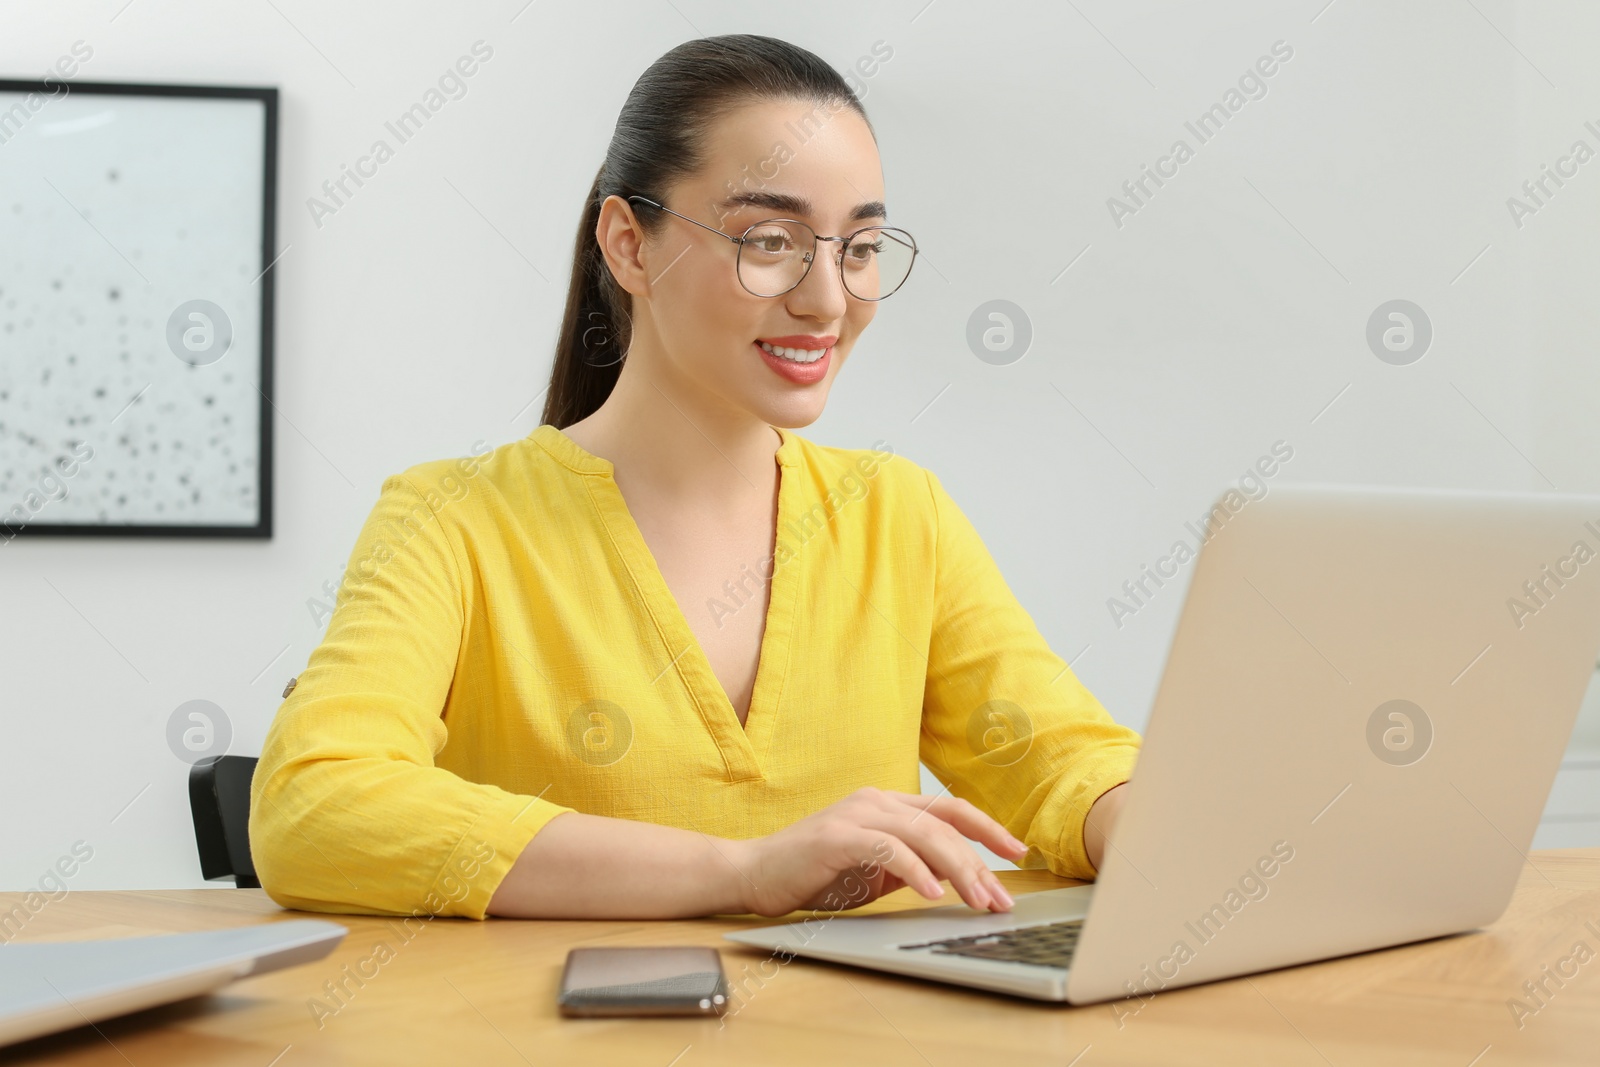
xmin=249 ymin=424 xmax=1142 ymax=920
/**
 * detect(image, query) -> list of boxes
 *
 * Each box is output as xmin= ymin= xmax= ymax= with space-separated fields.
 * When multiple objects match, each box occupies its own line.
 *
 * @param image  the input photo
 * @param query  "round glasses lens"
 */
xmin=737 ymin=220 xmax=813 ymax=297
xmin=839 ymin=227 xmax=916 ymax=301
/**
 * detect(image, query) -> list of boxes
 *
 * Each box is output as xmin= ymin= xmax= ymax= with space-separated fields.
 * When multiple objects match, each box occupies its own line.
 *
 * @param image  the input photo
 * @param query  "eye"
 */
xmin=744 ymin=225 xmax=800 ymax=255
xmin=844 ymin=234 xmax=882 ymax=264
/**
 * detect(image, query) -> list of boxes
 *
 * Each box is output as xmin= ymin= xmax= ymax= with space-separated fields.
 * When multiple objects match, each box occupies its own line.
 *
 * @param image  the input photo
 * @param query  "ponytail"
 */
xmin=543 ymin=166 xmax=630 ymax=429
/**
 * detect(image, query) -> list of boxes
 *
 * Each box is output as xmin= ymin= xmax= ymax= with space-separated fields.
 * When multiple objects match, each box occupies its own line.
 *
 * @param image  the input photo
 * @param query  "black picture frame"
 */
xmin=0 ymin=78 xmax=277 ymax=539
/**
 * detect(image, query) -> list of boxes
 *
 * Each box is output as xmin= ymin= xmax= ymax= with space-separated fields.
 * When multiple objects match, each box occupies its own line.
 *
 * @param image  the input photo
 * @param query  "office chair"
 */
xmin=188 ymin=754 xmax=260 ymax=888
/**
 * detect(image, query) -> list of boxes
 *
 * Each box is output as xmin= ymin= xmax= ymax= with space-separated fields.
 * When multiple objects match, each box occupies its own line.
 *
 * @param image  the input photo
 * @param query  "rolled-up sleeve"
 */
xmin=248 ymin=471 xmax=574 ymax=920
xmin=917 ymin=467 xmax=1141 ymax=880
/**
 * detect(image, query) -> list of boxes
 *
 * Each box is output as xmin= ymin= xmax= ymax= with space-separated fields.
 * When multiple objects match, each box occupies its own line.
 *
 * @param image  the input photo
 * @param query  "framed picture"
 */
xmin=0 ymin=78 xmax=277 ymax=538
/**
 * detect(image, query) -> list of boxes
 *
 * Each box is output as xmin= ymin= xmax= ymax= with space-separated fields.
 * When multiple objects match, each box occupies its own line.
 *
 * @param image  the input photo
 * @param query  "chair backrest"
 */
xmin=188 ymin=755 xmax=260 ymax=888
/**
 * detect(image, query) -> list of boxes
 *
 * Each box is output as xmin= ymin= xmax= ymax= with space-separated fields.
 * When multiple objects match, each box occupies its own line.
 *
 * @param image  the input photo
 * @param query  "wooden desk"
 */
xmin=3 ymin=850 xmax=1599 ymax=1066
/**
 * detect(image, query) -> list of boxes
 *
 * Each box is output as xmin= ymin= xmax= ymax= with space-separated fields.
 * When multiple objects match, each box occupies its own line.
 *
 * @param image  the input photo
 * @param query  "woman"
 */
xmin=249 ymin=34 xmax=1141 ymax=923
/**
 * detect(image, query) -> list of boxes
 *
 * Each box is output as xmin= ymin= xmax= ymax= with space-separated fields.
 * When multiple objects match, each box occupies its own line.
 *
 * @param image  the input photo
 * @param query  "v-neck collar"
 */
xmin=531 ymin=422 xmax=801 ymax=783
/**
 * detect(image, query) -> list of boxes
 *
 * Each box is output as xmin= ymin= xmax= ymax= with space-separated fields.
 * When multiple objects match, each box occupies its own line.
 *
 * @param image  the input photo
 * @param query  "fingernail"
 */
xmin=923 ymin=878 xmax=945 ymax=898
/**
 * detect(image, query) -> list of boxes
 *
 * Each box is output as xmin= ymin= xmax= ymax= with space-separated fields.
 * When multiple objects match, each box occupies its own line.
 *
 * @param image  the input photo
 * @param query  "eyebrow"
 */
xmin=717 ymin=190 xmax=887 ymax=223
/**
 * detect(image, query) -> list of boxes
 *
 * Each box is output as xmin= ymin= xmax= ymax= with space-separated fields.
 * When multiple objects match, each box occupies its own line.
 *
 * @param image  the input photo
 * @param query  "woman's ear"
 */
xmin=595 ymin=194 xmax=653 ymax=299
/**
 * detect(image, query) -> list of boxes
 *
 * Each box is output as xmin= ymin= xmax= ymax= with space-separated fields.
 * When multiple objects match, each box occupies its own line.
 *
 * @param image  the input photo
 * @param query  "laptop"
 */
xmin=725 ymin=483 xmax=1600 ymax=1005
xmin=0 ymin=920 xmax=346 ymax=1047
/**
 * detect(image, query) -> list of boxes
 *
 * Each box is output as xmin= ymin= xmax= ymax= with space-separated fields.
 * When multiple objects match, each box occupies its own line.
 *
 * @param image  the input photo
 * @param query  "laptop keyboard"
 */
xmin=896 ymin=918 xmax=1084 ymax=969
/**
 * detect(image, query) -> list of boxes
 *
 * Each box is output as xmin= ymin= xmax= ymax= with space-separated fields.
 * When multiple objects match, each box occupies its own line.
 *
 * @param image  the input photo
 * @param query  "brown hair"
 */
xmin=541 ymin=34 xmax=871 ymax=428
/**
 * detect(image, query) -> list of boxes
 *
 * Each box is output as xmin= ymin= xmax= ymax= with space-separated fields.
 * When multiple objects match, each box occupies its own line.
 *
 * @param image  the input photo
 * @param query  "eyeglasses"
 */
xmin=626 ymin=195 xmax=918 ymax=301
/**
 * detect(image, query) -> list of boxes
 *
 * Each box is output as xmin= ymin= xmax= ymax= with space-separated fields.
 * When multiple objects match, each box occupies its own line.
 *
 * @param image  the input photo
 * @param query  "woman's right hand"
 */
xmin=728 ymin=787 xmax=1030 ymax=918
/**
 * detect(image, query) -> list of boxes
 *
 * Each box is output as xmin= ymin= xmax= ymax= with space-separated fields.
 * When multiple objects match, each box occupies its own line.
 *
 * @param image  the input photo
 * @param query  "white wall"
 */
xmin=2 ymin=0 xmax=1597 ymax=891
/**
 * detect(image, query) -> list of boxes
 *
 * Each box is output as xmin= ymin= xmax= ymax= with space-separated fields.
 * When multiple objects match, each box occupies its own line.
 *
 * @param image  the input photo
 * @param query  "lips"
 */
xmin=754 ymin=339 xmax=832 ymax=384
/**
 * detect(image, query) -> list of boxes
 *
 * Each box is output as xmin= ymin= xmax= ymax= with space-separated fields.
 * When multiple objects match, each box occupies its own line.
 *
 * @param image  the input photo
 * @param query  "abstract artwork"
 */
xmin=0 ymin=79 xmax=277 ymax=537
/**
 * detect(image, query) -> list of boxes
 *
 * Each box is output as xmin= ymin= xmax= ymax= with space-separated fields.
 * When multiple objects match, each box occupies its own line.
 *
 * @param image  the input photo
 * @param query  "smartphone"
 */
xmin=557 ymin=946 xmax=730 ymax=1017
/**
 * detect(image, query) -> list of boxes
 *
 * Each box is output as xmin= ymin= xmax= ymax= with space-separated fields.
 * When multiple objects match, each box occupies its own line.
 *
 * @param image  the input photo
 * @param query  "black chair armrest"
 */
xmin=188 ymin=755 xmax=261 ymax=889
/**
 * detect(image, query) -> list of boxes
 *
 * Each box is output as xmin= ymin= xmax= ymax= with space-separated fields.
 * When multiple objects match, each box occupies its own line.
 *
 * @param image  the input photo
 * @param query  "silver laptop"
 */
xmin=0 ymin=920 xmax=346 ymax=1047
xmin=726 ymin=484 xmax=1600 ymax=1005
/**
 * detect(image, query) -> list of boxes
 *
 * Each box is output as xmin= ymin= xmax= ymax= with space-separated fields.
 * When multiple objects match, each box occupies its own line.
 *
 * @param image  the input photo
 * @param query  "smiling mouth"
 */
xmin=756 ymin=340 xmax=830 ymax=364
